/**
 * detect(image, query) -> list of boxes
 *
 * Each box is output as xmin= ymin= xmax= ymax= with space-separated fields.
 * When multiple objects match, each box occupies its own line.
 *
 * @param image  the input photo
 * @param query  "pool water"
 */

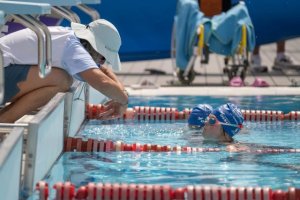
xmin=43 ymin=95 xmax=300 ymax=197
xmin=45 ymin=151 xmax=300 ymax=190
xmin=79 ymin=120 xmax=300 ymax=149
xmin=128 ymin=95 xmax=300 ymax=113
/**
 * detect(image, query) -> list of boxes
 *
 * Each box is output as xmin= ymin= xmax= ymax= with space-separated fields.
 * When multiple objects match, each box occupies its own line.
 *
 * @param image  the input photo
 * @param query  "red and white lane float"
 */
xmin=36 ymin=181 xmax=49 ymax=200
xmin=86 ymin=104 xmax=191 ymax=121
xmin=64 ymin=137 xmax=300 ymax=154
xmin=284 ymin=111 xmax=300 ymax=120
xmin=85 ymin=104 xmax=300 ymax=122
xmin=36 ymin=181 xmax=300 ymax=200
xmin=241 ymin=109 xmax=284 ymax=121
xmin=53 ymin=182 xmax=75 ymax=200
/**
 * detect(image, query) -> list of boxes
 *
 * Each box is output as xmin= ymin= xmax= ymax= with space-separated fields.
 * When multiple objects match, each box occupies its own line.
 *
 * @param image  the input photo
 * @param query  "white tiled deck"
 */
xmin=118 ymin=38 xmax=300 ymax=87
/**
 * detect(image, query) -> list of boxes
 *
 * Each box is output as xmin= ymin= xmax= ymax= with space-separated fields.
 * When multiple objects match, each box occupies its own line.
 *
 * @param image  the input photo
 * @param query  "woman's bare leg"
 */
xmin=0 ymin=66 xmax=73 ymax=123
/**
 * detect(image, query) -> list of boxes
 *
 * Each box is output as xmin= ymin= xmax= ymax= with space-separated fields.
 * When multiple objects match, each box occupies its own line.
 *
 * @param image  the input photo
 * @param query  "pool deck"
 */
xmin=117 ymin=38 xmax=300 ymax=89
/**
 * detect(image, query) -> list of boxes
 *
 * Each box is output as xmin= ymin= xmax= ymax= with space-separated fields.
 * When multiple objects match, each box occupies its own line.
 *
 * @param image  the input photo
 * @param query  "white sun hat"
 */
xmin=71 ymin=19 xmax=121 ymax=71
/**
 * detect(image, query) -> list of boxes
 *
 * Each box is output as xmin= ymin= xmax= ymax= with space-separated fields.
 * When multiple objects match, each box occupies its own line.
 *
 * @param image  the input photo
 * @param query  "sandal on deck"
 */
xmin=229 ymin=76 xmax=245 ymax=87
xmin=251 ymin=77 xmax=269 ymax=87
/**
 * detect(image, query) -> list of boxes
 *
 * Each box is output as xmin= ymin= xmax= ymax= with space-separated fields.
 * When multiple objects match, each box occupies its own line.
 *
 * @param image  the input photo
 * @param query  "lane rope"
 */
xmin=64 ymin=137 xmax=300 ymax=153
xmin=36 ymin=181 xmax=300 ymax=200
xmin=86 ymin=104 xmax=299 ymax=121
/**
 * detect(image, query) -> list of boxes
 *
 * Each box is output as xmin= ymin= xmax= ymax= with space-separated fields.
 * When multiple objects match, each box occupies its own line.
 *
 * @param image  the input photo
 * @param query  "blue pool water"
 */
xmin=43 ymin=95 xmax=300 ymax=197
xmin=80 ymin=120 xmax=300 ymax=149
xmin=128 ymin=95 xmax=300 ymax=113
xmin=45 ymin=151 xmax=300 ymax=190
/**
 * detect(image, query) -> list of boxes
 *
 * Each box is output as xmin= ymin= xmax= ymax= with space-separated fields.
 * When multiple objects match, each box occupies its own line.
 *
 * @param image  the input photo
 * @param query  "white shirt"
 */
xmin=0 ymin=26 xmax=98 ymax=80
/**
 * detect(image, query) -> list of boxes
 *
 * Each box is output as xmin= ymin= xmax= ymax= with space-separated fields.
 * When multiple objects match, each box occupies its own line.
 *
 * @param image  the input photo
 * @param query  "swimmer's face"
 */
xmin=202 ymin=115 xmax=232 ymax=142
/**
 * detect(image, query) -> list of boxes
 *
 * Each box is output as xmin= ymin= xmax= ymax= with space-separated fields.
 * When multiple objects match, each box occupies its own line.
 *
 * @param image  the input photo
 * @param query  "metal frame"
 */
xmin=51 ymin=6 xmax=80 ymax=23
xmin=0 ymin=1 xmax=52 ymax=78
xmin=69 ymin=0 xmax=102 ymax=23
xmin=11 ymin=14 xmax=52 ymax=77
xmin=77 ymin=3 xmax=100 ymax=20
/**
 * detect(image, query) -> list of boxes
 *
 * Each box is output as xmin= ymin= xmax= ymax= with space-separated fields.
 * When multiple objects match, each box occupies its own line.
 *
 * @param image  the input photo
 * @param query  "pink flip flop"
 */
xmin=229 ymin=76 xmax=245 ymax=87
xmin=251 ymin=77 xmax=270 ymax=87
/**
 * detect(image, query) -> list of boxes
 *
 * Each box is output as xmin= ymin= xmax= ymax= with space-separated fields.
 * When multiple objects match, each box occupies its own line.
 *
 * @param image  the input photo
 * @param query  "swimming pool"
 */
xmin=127 ymin=95 xmax=300 ymax=113
xmin=37 ymin=95 xmax=300 ymax=199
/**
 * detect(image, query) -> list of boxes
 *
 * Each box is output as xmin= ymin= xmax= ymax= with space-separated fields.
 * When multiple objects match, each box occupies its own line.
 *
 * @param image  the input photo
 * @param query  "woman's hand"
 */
xmin=97 ymin=100 xmax=128 ymax=120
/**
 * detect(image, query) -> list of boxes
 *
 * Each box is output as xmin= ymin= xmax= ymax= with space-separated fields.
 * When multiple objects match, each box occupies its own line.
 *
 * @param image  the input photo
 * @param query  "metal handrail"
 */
xmin=51 ymin=6 xmax=80 ymax=23
xmin=11 ymin=14 xmax=52 ymax=78
xmin=27 ymin=15 xmax=52 ymax=77
xmin=60 ymin=6 xmax=81 ymax=22
xmin=77 ymin=4 xmax=100 ymax=20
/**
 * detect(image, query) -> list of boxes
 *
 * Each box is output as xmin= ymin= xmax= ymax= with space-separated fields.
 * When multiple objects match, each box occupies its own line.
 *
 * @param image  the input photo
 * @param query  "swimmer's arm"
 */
xmin=226 ymin=142 xmax=250 ymax=152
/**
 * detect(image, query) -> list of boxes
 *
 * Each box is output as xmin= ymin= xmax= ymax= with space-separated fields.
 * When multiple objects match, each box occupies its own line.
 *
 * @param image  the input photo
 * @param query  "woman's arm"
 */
xmin=100 ymin=65 xmax=125 ymax=90
xmin=79 ymin=68 xmax=128 ymax=105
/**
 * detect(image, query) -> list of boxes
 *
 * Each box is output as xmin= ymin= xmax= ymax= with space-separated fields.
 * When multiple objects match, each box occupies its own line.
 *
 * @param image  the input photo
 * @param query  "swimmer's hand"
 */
xmin=226 ymin=144 xmax=250 ymax=152
xmin=97 ymin=100 xmax=127 ymax=120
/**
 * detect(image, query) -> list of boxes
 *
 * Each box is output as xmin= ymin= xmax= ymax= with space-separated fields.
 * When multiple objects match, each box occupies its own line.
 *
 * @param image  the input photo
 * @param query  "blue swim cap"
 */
xmin=188 ymin=104 xmax=213 ymax=127
xmin=212 ymin=103 xmax=244 ymax=137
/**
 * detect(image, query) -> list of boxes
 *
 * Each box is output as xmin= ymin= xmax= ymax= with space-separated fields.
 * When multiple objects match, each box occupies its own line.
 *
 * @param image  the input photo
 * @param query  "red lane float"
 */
xmin=64 ymin=137 xmax=300 ymax=153
xmin=52 ymin=182 xmax=75 ymax=200
xmin=284 ymin=111 xmax=300 ymax=120
xmin=86 ymin=104 xmax=188 ymax=121
xmin=86 ymin=104 xmax=297 ymax=122
xmin=36 ymin=181 xmax=300 ymax=200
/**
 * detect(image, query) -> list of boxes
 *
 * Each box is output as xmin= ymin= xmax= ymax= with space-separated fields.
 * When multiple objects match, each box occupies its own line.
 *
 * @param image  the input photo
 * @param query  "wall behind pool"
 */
xmin=244 ymin=0 xmax=300 ymax=45
xmin=70 ymin=0 xmax=177 ymax=61
xmin=68 ymin=0 xmax=300 ymax=60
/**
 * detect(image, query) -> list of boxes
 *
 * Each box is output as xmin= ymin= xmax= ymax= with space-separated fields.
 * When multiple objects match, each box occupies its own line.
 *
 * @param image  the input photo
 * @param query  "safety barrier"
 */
xmin=64 ymin=137 xmax=300 ymax=154
xmin=86 ymin=104 xmax=300 ymax=122
xmin=36 ymin=181 xmax=300 ymax=200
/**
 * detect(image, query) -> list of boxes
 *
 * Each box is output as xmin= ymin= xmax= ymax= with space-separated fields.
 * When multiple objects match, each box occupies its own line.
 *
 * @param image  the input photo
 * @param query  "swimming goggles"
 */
xmin=207 ymin=116 xmax=243 ymax=129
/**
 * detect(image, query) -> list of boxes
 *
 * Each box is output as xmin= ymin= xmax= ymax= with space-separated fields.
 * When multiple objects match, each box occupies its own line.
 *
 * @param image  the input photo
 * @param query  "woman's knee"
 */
xmin=53 ymin=69 xmax=73 ymax=92
xmin=13 ymin=67 xmax=73 ymax=100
